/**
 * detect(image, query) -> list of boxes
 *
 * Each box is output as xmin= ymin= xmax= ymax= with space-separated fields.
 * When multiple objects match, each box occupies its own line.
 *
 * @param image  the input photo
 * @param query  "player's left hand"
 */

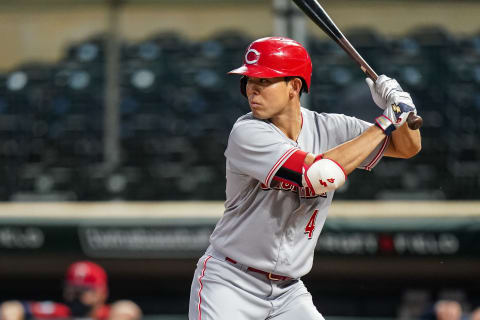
xmin=366 ymin=75 xmax=416 ymax=128
xmin=383 ymin=90 xmax=417 ymax=128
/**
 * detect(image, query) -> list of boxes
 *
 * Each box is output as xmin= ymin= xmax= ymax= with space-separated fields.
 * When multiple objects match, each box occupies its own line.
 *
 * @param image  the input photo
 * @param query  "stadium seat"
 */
xmin=1 ymin=30 xmax=479 ymax=200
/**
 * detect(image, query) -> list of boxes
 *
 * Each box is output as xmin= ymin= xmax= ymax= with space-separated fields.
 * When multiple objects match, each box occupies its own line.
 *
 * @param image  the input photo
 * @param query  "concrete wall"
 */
xmin=1 ymin=0 xmax=480 ymax=70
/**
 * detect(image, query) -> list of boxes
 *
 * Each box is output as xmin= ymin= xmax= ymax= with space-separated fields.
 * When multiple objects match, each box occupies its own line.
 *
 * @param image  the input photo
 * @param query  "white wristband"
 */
xmin=375 ymin=115 xmax=396 ymax=136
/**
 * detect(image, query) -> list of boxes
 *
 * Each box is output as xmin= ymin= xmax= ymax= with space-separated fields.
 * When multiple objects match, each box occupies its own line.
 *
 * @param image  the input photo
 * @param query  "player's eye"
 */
xmin=246 ymin=78 xmax=272 ymax=87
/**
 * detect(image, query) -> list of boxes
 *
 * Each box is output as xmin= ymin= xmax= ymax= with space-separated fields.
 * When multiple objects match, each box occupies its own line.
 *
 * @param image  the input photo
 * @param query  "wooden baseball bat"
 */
xmin=292 ymin=0 xmax=423 ymax=130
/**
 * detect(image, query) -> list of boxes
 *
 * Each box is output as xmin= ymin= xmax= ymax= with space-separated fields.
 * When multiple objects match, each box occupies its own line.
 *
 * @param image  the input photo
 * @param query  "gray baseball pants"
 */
xmin=189 ymin=246 xmax=324 ymax=320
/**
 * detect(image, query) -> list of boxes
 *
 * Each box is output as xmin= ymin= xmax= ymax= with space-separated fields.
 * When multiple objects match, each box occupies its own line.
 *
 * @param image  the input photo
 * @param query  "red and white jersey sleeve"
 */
xmin=312 ymin=112 xmax=389 ymax=171
xmin=224 ymin=117 xmax=301 ymax=187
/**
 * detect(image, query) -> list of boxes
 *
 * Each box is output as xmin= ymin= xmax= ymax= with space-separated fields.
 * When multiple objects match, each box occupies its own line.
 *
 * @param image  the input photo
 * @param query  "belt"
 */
xmin=225 ymin=257 xmax=291 ymax=281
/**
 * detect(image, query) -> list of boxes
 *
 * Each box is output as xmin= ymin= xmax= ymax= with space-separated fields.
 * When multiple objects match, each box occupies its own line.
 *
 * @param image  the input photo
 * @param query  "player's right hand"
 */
xmin=366 ymin=74 xmax=417 ymax=128
xmin=365 ymin=75 xmax=403 ymax=110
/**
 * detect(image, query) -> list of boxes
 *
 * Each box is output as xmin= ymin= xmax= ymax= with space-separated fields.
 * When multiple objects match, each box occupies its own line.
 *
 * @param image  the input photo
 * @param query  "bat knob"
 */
xmin=407 ymin=113 xmax=423 ymax=130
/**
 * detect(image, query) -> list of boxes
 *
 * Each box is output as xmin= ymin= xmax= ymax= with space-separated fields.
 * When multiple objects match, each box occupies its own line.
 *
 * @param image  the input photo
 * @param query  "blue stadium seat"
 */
xmin=1 ymin=30 xmax=480 ymax=200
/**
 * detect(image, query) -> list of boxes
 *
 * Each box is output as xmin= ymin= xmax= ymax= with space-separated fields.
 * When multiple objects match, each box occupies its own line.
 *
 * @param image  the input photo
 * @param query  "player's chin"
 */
xmin=250 ymin=105 xmax=267 ymax=119
xmin=251 ymin=109 xmax=268 ymax=120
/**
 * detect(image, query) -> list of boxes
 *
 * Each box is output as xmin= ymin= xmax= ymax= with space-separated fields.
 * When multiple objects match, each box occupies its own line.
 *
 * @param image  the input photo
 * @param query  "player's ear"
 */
xmin=288 ymin=77 xmax=302 ymax=98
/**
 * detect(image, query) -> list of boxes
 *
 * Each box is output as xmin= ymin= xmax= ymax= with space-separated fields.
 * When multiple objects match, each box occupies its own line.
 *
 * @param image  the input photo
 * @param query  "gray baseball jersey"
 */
xmin=209 ymin=107 xmax=389 ymax=279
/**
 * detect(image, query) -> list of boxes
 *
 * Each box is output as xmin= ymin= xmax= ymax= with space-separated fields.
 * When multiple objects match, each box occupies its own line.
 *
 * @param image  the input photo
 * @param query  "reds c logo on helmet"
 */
xmin=245 ymin=49 xmax=261 ymax=64
xmin=228 ymin=37 xmax=313 ymax=97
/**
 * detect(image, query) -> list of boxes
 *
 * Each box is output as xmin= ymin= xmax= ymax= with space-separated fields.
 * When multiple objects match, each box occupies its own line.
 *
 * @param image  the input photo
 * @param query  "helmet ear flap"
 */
xmin=240 ymin=76 xmax=247 ymax=97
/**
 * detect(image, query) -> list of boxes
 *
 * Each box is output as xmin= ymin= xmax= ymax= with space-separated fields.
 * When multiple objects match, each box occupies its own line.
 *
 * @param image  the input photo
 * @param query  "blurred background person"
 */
xmin=434 ymin=300 xmax=463 ymax=320
xmin=0 ymin=261 xmax=142 ymax=320
xmin=421 ymin=300 xmax=465 ymax=320
xmin=470 ymin=307 xmax=480 ymax=320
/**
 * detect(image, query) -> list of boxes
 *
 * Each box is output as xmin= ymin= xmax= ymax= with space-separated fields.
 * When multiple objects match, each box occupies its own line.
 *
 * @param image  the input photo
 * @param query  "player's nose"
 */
xmin=246 ymin=82 xmax=261 ymax=96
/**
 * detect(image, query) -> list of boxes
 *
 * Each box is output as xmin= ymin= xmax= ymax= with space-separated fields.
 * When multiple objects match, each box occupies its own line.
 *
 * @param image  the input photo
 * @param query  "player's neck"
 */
xmin=270 ymin=104 xmax=302 ymax=141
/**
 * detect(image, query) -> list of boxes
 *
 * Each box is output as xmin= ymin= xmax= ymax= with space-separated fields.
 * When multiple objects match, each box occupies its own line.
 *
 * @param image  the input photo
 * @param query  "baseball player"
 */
xmin=0 ymin=261 xmax=142 ymax=320
xmin=189 ymin=37 xmax=421 ymax=319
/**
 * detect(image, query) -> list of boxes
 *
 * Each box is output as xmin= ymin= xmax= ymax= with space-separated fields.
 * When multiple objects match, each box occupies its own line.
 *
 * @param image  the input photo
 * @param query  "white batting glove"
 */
xmin=365 ymin=75 xmax=403 ymax=110
xmin=383 ymin=90 xmax=417 ymax=128
xmin=367 ymin=75 xmax=417 ymax=128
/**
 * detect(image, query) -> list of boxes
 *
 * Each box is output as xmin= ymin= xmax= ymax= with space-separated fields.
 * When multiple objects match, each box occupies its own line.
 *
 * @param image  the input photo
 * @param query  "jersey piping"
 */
xmin=363 ymin=136 xmax=390 ymax=171
xmin=197 ymin=255 xmax=212 ymax=320
xmin=264 ymin=147 xmax=299 ymax=186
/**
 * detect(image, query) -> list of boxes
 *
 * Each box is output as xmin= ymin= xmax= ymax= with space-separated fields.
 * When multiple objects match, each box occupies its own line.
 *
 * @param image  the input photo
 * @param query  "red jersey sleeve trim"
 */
xmin=265 ymin=147 xmax=299 ymax=186
xmin=279 ymin=150 xmax=308 ymax=172
xmin=364 ymin=136 xmax=390 ymax=171
xmin=272 ymin=150 xmax=308 ymax=187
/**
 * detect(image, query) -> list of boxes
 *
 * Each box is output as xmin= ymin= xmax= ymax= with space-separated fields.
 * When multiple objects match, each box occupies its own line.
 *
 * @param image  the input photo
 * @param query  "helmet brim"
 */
xmin=227 ymin=64 xmax=288 ymax=78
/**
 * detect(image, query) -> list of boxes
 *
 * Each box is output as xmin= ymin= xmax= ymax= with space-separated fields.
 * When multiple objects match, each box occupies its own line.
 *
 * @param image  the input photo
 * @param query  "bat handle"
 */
xmin=365 ymin=69 xmax=423 ymax=130
xmin=363 ymin=65 xmax=378 ymax=82
xmin=406 ymin=113 xmax=423 ymax=130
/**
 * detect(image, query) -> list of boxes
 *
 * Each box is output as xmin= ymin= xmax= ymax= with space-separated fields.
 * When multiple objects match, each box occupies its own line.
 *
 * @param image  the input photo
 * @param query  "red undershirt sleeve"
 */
xmin=271 ymin=150 xmax=308 ymax=187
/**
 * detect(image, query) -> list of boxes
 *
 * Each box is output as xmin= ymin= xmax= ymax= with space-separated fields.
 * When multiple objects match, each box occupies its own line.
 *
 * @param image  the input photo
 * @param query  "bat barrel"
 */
xmin=292 ymin=0 xmax=423 ymax=130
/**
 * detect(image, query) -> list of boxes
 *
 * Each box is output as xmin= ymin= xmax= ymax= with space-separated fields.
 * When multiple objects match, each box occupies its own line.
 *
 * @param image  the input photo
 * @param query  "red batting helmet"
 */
xmin=228 ymin=37 xmax=312 ymax=96
xmin=65 ymin=261 xmax=108 ymax=290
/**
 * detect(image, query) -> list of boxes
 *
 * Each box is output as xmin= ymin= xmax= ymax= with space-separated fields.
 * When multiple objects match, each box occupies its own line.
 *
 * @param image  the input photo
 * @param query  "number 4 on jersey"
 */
xmin=304 ymin=209 xmax=319 ymax=239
